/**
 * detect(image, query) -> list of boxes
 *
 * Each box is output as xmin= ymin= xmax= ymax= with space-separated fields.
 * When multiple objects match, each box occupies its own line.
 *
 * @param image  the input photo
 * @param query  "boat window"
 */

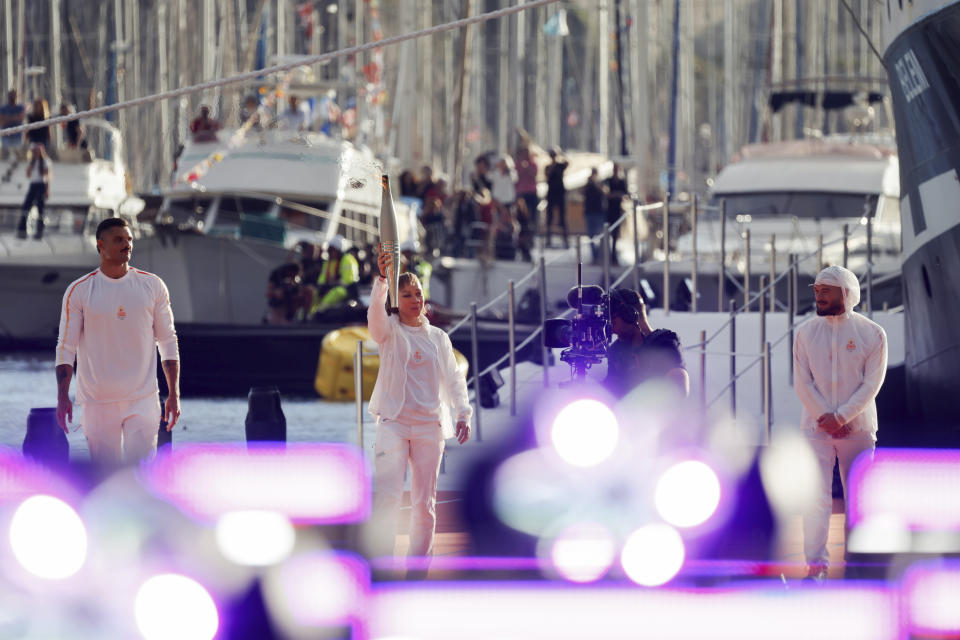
xmin=717 ymin=193 xmax=880 ymax=220
xmin=216 ymin=196 xmax=274 ymax=226
xmin=159 ymin=196 xmax=214 ymax=228
xmin=279 ymin=202 xmax=330 ymax=233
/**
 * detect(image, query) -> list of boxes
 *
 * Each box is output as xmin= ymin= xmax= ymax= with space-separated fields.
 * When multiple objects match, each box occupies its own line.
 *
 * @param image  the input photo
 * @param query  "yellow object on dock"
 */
xmin=314 ymin=325 xmax=469 ymax=401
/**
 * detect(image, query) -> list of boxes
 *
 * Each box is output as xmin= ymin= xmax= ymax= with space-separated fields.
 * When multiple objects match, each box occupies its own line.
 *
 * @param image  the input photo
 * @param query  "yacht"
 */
xmin=882 ymin=0 xmax=960 ymax=441
xmin=670 ymin=91 xmax=902 ymax=313
xmin=0 ymin=119 xmax=138 ymax=346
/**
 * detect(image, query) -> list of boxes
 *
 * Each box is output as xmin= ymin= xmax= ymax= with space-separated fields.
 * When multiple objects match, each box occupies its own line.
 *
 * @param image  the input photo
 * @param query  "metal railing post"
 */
xmin=763 ymin=341 xmax=772 ymax=444
xmin=663 ymin=195 xmax=670 ymax=315
xmin=729 ymin=299 xmax=737 ymax=419
xmin=355 ymin=339 xmax=363 ymax=448
xmin=602 ymin=222 xmax=611 ymax=294
xmin=508 ymin=280 xmax=517 ymax=416
xmin=691 ymin=195 xmax=698 ymax=312
xmin=817 ymin=233 xmax=823 ymax=273
xmin=842 ymin=223 xmax=849 ymax=268
xmin=744 ymin=229 xmax=751 ymax=311
xmin=632 ymin=197 xmax=640 ymax=291
xmin=769 ymin=234 xmax=776 ymax=312
xmin=759 ymin=275 xmax=767 ymax=359
xmin=470 ymin=302 xmax=483 ymax=442
xmin=539 ymin=256 xmax=549 ymax=388
xmin=699 ymin=329 xmax=707 ymax=414
xmin=576 ymin=233 xmax=582 ymax=266
xmin=792 ymin=256 xmax=799 ymax=315
xmin=718 ymin=199 xmax=727 ymax=312
xmin=866 ymin=216 xmax=874 ymax=318
xmin=788 ymin=254 xmax=796 ymax=386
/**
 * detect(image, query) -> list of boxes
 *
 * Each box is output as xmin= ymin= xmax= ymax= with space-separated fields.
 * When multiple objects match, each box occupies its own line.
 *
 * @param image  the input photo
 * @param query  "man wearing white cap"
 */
xmin=794 ymin=265 xmax=887 ymax=582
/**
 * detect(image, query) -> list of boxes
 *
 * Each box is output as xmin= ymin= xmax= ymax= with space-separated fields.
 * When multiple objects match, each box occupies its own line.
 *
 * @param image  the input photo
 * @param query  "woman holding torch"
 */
xmin=366 ymin=247 xmax=472 ymax=578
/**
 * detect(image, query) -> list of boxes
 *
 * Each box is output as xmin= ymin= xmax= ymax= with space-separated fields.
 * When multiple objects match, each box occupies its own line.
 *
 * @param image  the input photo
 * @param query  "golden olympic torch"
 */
xmin=379 ymin=174 xmax=400 ymax=311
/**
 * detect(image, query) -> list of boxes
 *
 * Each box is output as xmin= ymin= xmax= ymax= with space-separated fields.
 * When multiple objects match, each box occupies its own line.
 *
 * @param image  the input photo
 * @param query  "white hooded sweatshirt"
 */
xmin=367 ymin=276 xmax=472 ymax=439
xmin=793 ymin=266 xmax=887 ymax=440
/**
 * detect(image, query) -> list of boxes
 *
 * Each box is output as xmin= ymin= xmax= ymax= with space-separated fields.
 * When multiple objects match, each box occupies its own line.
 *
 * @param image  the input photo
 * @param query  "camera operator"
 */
xmin=604 ymin=288 xmax=689 ymax=399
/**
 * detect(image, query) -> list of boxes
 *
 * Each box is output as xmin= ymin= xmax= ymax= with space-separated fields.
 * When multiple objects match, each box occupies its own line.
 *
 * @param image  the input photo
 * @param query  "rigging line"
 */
xmin=2 ymin=0 xmax=562 ymax=139
xmin=839 ymin=0 xmax=887 ymax=69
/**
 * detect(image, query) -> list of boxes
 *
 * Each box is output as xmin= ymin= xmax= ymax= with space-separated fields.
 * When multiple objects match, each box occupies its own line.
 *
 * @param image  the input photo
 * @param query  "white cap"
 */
xmin=326 ymin=234 xmax=346 ymax=252
xmin=814 ymin=265 xmax=860 ymax=312
xmin=400 ymin=239 xmax=419 ymax=253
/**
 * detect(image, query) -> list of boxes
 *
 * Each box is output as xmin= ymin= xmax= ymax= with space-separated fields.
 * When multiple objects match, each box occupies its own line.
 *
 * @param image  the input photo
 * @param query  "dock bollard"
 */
xmin=22 ymin=407 xmax=69 ymax=468
xmin=245 ymin=386 xmax=286 ymax=444
xmin=158 ymin=396 xmax=172 ymax=450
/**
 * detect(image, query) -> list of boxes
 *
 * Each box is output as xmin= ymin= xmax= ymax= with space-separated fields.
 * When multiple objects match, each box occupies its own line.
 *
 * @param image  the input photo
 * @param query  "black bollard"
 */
xmin=158 ymin=419 xmax=172 ymax=450
xmin=22 ymin=407 xmax=70 ymax=468
xmin=245 ymin=386 xmax=286 ymax=444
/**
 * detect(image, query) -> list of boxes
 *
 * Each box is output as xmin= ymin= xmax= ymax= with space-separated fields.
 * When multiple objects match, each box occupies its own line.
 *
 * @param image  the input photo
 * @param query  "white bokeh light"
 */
xmin=550 ymin=399 xmax=619 ymax=468
xmin=8 ymin=495 xmax=87 ymax=580
xmin=654 ymin=461 xmax=721 ymax=528
xmin=216 ymin=510 xmax=296 ymax=566
xmin=135 ymin=574 xmax=219 ymax=640
xmin=759 ymin=432 xmax=820 ymax=515
xmin=620 ymin=524 xmax=685 ymax=586
xmin=548 ymin=523 xmax=616 ymax=583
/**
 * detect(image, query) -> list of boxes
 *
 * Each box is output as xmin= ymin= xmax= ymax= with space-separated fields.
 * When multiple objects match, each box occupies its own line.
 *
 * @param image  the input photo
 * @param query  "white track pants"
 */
xmin=803 ymin=436 xmax=875 ymax=567
xmin=81 ymin=394 xmax=161 ymax=466
xmin=369 ymin=420 xmax=445 ymax=560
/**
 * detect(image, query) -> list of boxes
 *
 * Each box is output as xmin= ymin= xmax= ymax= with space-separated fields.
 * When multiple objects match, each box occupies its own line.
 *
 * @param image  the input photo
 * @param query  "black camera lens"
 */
xmin=543 ymin=318 xmax=573 ymax=348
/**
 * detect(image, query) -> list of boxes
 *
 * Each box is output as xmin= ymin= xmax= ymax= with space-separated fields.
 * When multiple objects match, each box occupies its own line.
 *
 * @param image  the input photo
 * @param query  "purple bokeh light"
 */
xmin=140 ymin=443 xmax=369 ymax=524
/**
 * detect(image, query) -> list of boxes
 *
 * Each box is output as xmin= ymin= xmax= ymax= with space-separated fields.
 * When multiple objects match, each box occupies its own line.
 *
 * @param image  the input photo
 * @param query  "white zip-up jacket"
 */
xmin=793 ymin=268 xmax=887 ymax=440
xmin=367 ymin=277 xmax=472 ymax=439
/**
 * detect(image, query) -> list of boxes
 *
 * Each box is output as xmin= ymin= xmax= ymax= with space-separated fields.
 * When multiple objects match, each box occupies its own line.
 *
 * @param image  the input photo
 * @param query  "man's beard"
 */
xmin=816 ymin=302 xmax=844 ymax=316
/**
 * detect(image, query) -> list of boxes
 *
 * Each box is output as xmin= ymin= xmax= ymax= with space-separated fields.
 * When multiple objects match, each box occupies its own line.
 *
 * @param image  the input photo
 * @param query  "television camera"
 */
xmin=543 ymin=266 xmax=614 ymax=381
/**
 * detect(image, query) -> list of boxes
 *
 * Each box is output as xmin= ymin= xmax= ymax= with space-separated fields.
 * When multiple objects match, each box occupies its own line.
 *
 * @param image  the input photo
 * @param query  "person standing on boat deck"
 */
xmin=584 ymin=168 xmax=607 ymax=263
xmin=604 ymin=163 xmax=628 ymax=264
xmin=16 ymin=143 xmax=51 ymax=240
xmin=25 ymin=98 xmax=51 ymax=152
xmin=545 ymin=147 xmax=570 ymax=248
xmin=278 ymin=96 xmax=311 ymax=132
xmin=514 ymin=146 xmax=540 ymax=238
xmin=54 ymin=217 xmax=181 ymax=467
xmin=312 ymin=234 xmax=360 ymax=315
xmin=366 ymin=250 xmax=472 ymax=577
xmin=794 ymin=265 xmax=887 ymax=582
xmin=189 ymin=105 xmax=220 ymax=143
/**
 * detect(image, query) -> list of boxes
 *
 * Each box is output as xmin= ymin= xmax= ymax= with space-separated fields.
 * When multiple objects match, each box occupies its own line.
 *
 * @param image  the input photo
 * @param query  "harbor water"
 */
xmin=0 ymin=352 xmax=366 ymax=459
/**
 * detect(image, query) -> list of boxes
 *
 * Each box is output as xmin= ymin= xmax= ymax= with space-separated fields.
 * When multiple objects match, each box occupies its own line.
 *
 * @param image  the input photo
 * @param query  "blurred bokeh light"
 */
xmin=134 ymin=573 xmax=219 ymax=640
xmin=215 ymin=510 xmax=296 ymax=566
xmin=654 ymin=460 xmax=721 ymax=528
xmin=620 ymin=524 xmax=685 ymax=586
xmin=8 ymin=495 xmax=87 ymax=580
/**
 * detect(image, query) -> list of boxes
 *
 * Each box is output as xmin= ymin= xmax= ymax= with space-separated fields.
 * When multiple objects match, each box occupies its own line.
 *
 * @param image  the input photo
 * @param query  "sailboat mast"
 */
xmin=16 ymin=0 xmax=25 ymax=96
xmin=50 ymin=0 xmax=62 ymax=108
xmin=3 ymin=0 xmax=12 ymax=89
xmin=157 ymin=0 xmax=171 ymax=184
xmin=667 ymin=0 xmax=680 ymax=196
xmin=598 ymin=0 xmax=609 ymax=157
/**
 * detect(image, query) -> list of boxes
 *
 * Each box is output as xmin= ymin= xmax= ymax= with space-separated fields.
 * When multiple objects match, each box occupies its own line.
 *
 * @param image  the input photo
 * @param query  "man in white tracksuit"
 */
xmin=55 ymin=217 xmax=181 ymax=466
xmin=794 ymin=265 xmax=887 ymax=581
